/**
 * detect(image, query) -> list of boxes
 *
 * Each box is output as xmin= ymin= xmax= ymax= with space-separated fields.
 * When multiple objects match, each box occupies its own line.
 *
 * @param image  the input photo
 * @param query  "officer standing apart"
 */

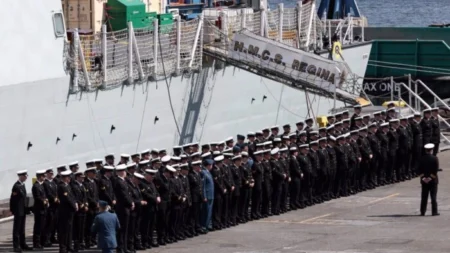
xmin=10 ymin=170 xmax=33 ymax=252
xmin=419 ymin=143 xmax=440 ymax=216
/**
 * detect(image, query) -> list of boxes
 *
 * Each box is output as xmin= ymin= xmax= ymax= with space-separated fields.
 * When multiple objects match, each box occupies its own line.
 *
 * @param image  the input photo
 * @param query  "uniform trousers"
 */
xmin=301 ymin=173 xmax=312 ymax=203
xmin=420 ymin=182 xmax=438 ymax=215
xmin=190 ymin=202 xmax=202 ymax=232
xmin=45 ymin=207 xmax=57 ymax=244
xmin=396 ymin=151 xmax=407 ymax=180
xmin=238 ymin=188 xmax=250 ymax=220
xmin=116 ymin=207 xmax=130 ymax=252
xmin=280 ymin=181 xmax=289 ymax=210
xmin=369 ymin=157 xmax=378 ymax=186
xmin=84 ymin=210 xmax=96 ymax=247
xmin=181 ymin=204 xmax=190 ymax=235
xmin=271 ymin=184 xmax=282 ymax=214
xmin=12 ymin=215 xmax=26 ymax=249
xmin=289 ymin=178 xmax=301 ymax=207
xmin=387 ymin=153 xmax=396 ymax=182
xmin=58 ymin=210 xmax=74 ymax=252
xmin=169 ymin=206 xmax=182 ymax=238
xmin=328 ymin=170 xmax=336 ymax=196
xmin=222 ymin=194 xmax=230 ymax=225
xmin=360 ymin=160 xmax=370 ymax=188
xmin=73 ymin=212 xmax=86 ymax=249
xmin=140 ymin=209 xmax=156 ymax=247
xmin=230 ymin=194 xmax=239 ymax=223
xmin=127 ymin=209 xmax=138 ymax=250
xmin=261 ymin=181 xmax=272 ymax=215
xmin=156 ymin=202 xmax=169 ymax=243
xmin=33 ymin=208 xmax=46 ymax=247
xmin=378 ymin=154 xmax=388 ymax=183
xmin=339 ymin=169 xmax=349 ymax=196
xmin=212 ymin=196 xmax=223 ymax=228
xmin=251 ymin=188 xmax=262 ymax=217
xmin=201 ymin=199 xmax=213 ymax=229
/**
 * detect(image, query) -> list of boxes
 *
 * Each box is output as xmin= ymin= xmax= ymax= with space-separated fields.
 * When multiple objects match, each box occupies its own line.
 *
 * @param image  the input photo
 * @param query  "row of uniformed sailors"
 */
xmin=12 ymin=103 xmax=441 ymax=252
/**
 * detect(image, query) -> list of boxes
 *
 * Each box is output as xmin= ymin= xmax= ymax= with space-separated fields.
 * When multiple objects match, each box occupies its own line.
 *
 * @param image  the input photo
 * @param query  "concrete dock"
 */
xmin=0 ymin=152 xmax=449 ymax=253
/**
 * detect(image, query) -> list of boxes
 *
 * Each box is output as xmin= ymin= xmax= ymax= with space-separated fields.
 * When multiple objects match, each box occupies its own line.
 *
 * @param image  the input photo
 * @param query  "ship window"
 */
xmin=52 ymin=12 xmax=66 ymax=38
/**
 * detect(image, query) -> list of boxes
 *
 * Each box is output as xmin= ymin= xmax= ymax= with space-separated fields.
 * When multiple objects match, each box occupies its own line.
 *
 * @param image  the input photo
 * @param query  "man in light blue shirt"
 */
xmin=91 ymin=201 xmax=120 ymax=253
xmin=201 ymin=159 xmax=214 ymax=232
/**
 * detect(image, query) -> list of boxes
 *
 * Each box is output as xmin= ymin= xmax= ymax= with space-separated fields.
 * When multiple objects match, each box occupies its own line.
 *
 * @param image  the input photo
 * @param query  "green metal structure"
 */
xmin=107 ymin=0 xmax=157 ymax=31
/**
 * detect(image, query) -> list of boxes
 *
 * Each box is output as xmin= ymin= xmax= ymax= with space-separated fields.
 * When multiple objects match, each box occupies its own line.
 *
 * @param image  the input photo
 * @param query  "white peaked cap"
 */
xmin=69 ymin=161 xmax=79 ymax=166
xmin=270 ymin=148 xmax=280 ymax=155
xmin=17 ymin=170 xmax=28 ymax=175
xmin=115 ymin=164 xmax=127 ymax=171
xmin=424 ymin=143 xmax=435 ymax=149
xmin=134 ymin=172 xmax=144 ymax=179
xmin=121 ymin=154 xmax=131 ymax=158
xmin=61 ymin=170 xmax=72 ymax=176
xmin=165 ymin=165 xmax=176 ymax=172
xmin=214 ymin=155 xmax=224 ymax=162
xmin=161 ymin=155 xmax=171 ymax=163
xmin=36 ymin=170 xmax=46 ymax=175
xmin=145 ymin=169 xmax=158 ymax=174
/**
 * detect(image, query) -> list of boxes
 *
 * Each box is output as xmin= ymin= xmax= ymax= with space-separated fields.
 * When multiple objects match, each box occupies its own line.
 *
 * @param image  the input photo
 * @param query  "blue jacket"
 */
xmin=201 ymin=168 xmax=214 ymax=200
xmin=91 ymin=211 xmax=120 ymax=249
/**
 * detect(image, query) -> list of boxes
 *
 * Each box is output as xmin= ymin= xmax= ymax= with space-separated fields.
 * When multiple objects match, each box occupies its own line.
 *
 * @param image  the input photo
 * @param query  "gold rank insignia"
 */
xmin=141 ymin=189 xmax=145 ymax=192
xmin=102 ymin=187 xmax=106 ymax=190
xmin=64 ymin=192 xmax=68 ymax=196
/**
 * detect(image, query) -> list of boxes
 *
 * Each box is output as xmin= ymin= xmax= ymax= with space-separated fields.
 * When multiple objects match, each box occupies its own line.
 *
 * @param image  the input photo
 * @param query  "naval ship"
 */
xmin=0 ymin=0 xmax=371 ymax=201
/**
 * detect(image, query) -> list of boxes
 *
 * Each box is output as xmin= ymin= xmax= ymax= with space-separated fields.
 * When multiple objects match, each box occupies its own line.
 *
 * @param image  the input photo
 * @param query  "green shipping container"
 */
xmin=158 ymin=13 xmax=174 ymax=33
xmin=107 ymin=0 xmax=155 ymax=30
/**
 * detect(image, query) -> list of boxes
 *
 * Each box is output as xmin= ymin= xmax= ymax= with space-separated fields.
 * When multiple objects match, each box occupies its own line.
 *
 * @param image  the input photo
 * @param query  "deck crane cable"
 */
xmin=158 ymin=29 xmax=182 ymax=137
xmin=260 ymin=78 xmax=306 ymax=118
xmin=135 ymin=65 xmax=151 ymax=153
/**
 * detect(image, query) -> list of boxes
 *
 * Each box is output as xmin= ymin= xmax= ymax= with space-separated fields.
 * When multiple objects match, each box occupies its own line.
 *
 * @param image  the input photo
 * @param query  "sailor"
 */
xmin=406 ymin=115 xmax=415 ymax=178
xmin=351 ymin=116 xmax=363 ymax=130
xmin=68 ymin=162 xmax=80 ymax=179
xmin=11 ymin=170 xmax=32 ymax=252
xmin=372 ymin=111 xmax=383 ymax=125
xmin=326 ymin=115 xmax=335 ymax=126
xmin=54 ymin=165 xmax=67 ymax=185
xmin=188 ymin=161 xmax=206 ymax=235
xmin=326 ymin=124 xmax=336 ymax=137
xmin=173 ymin=146 xmax=183 ymax=157
xmin=419 ymin=143 xmax=440 ymax=216
xmin=235 ymin=134 xmax=246 ymax=149
xmin=350 ymin=104 xmax=362 ymax=128
xmin=309 ymin=131 xmax=319 ymax=142
xmin=128 ymin=172 xmax=145 ymax=251
xmin=168 ymin=164 xmax=185 ymax=242
xmin=347 ymin=132 xmax=360 ymax=193
xmin=367 ymin=123 xmax=381 ymax=187
xmin=288 ymin=147 xmax=302 ymax=209
xmin=279 ymin=148 xmax=290 ymax=213
xmin=282 ymin=124 xmax=291 ymax=136
xmin=334 ymin=135 xmax=349 ymax=197
xmin=221 ymin=153 xmax=234 ymax=227
xmin=84 ymin=167 xmax=99 ymax=249
xmin=42 ymin=168 xmax=58 ymax=247
xmin=230 ymin=155 xmax=242 ymax=225
xmin=388 ymin=119 xmax=400 ymax=183
xmin=318 ymin=127 xmax=327 ymax=138
xmin=261 ymin=150 xmax=273 ymax=216
xmin=342 ymin=110 xmax=350 ymax=120
xmin=154 ymin=165 xmax=174 ymax=245
xmin=114 ymin=164 xmax=133 ymax=253
xmin=308 ymin=141 xmax=320 ymax=203
xmin=239 ymin=152 xmax=253 ymax=222
xmin=304 ymin=118 xmax=314 ymax=132
xmin=104 ymin=154 xmax=115 ymax=167
xmin=138 ymin=160 xmax=150 ymax=173
xmin=251 ymin=151 xmax=264 ymax=219
xmin=117 ymin=154 xmax=130 ymax=165
xmin=98 ymin=166 xmax=116 ymax=207
xmin=334 ymin=122 xmax=343 ymax=136
xmin=179 ymin=163 xmax=192 ymax=237
xmin=140 ymin=168 xmax=159 ymax=249
xmin=386 ymin=101 xmax=396 ymax=109
xmin=57 ymin=170 xmax=77 ymax=253
xmin=32 ymin=169 xmax=48 ymax=250
xmin=385 ymin=107 xmax=396 ymax=122
xmin=297 ymin=131 xmax=308 ymax=145
xmin=270 ymin=126 xmax=280 ymax=140
xmin=269 ymin=148 xmax=284 ymax=215
xmin=376 ymin=123 xmax=390 ymax=185
xmin=317 ymin=138 xmax=331 ymax=200
xmin=342 ymin=119 xmax=351 ymax=133
xmin=397 ymin=117 xmax=411 ymax=181
xmin=420 ymin=108 xmax=433 ymax=154
xmin=380 ymin=111 xmax=387 ymax=122
xmin=131 ymin=153 xmax=140 ymax=164
xmin=71 ymin=171 xmax=88 ymax=252
xmin=358 ymin=127 xmax=373 ymax=190
xmin=298 ymin=144 xmax=313 ymax=206
xmin=431 ymin=108 xmax=441 ymax=156
xmin=159 ymin=149 xmax=168 ymax=158
xmin=411 ymin=112 xmax=423 ymax=176
xmin=295 ymin=121 xmax=305 ymax=136
xmin=362 ymin=114 xmax=371 ymax=126
xmin=141 ymin=149 xmax=151 ymax=161
xmin=326 ymin=136 xmax=338 ymax=198
xmin=225 ymin=136 xmax=234 ymax=149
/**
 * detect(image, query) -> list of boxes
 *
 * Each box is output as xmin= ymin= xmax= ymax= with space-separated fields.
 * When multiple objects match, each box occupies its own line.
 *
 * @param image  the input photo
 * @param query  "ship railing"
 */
xmin=68 ymin=15 xmax=204 ymax=92
xmin=392 ymin=79 xmax=450 ymax=145
xmin=203 ymin=0 xmax=325 ymax=51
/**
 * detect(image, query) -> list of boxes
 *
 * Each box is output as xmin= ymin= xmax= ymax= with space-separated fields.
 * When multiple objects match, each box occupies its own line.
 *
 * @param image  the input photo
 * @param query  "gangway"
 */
xmin=388 ymin=76 xmax=450 ymax=148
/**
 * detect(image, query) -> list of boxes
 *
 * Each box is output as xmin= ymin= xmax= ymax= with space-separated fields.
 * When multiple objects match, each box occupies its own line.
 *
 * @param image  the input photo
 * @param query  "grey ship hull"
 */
xmin=0 ymin=65 xmax=343 ymax=200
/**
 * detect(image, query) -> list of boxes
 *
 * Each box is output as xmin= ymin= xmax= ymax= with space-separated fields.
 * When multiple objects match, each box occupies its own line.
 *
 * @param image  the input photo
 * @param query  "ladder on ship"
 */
xmin=387 ymin=76 xmax=450 ymax=150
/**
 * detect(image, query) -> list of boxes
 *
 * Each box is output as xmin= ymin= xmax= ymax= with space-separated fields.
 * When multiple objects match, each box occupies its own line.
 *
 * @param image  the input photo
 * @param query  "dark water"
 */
xmin=270 ymin=0 xmax=450 ymax=27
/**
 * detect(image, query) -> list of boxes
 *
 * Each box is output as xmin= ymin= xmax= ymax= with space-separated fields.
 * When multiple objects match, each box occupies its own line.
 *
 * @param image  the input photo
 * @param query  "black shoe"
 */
xmin=432 ymin=213 xmax=440 ymax=216
xmin=21 ymin=245 xmax=33 ymax=251
xmin=13 ymin=248 xmax=22 ymax=253
xmin=151 ymin=242 xmax=159 ymax=248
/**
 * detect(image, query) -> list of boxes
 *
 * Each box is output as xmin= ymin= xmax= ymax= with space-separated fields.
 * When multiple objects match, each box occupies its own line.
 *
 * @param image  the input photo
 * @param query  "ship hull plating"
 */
xmin=0 ymin=66 xmax=343 ymax=200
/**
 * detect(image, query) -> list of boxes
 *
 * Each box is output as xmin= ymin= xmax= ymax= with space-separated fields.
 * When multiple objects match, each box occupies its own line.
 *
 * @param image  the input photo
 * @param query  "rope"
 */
xmin=135 ymin=66 xmax=151 ymax=152
xmin=260 ymin=78 xmax=306 ymax=118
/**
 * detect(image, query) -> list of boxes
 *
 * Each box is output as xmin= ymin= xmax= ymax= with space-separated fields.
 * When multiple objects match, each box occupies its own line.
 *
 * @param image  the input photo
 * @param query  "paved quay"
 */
xmin=0 ymin=152 xmax=449 ymax=253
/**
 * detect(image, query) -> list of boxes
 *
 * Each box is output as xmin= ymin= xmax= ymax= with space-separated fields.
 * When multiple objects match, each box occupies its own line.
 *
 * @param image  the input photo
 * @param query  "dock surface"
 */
xmin=0 ymin=153 xmax=449 ymax=253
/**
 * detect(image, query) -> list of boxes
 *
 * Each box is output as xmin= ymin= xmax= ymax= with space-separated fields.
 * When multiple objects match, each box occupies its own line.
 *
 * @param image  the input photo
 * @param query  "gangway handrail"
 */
xmin=415 ymin=79 xmax=450 ymax=112
xmin=398 ymin=82 xmax=450 ymax=144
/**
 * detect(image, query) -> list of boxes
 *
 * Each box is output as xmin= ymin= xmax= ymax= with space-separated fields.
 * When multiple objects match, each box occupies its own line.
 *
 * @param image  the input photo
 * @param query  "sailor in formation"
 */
xmin=9 ymin=105 xmax=442 ymax=253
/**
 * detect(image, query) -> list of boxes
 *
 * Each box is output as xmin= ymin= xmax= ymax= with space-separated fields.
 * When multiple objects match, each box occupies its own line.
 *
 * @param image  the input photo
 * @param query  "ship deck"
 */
xmin=0 ymin=153 xmax=449 ymax=252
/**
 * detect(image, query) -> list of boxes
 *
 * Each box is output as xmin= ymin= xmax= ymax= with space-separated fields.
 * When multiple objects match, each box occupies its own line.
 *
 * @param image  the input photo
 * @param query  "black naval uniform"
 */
xmin=251 ymin=161 xmax=263 ymax=218
xmin=261 ymin=159 xmax=273 ymax=216
xmin=431 ymin=116 xmax=441 ymax=156
xmin=298 ymin=154 xmax=313 ymax=205
xmin=419 ymin=153 xmax=439 ymax=215
xmin=128 ymin=179 xmax=143 ymax=251
xmin=376 ymin=130 xmax=390 ymax=185
xmin=32 ymin=180 xmax=48 ymax=248
xmin=114 ymin=177 xmax=133 ymax=253
xmin=98 ymin=175 xmax=115 ymax=207
xmin=154 ymin=173 xmax=171 ymax=245
xmin=43 ymin=178 xmax=58 ymax=246
xmin=10 ymin=181 xmax=29 ymax=251
xmin=335 ymin=143 xmax=349 ymax=196
xmin=397 ymin=125 xmax=411 ymax=181
xmin=326 ymin=145 xmax=337 ymax=197
xmin=387 ymin=128 xmax=399 ymax=182
xmin=239 ymin=163 xmax=253 ymax=221
xmin=270 ymin=157 xmax=285 ymax=215
xmin=411 ymin=120 xmax=423 ymax=176
xmin=211 ymin=165 xmax=225 ymax=229
xmin=83 ymin=177 xmax=99 ymax=248
xmin=180 ymin=173 xmax=192 ymax=237
xmin=308 ymin=150 xmax=320 ymax=202
xmin=71 ymin=180 xmax=88 ymax=251
xmin=421 ymin=118 xmax=433 ymax=153
xmin=188 ymin=170 xmax=205 ymax=234
xmin=139 ymin=178 xmax=159 ymax=248
xmin=289 ymin=154 xmax=303 ymax=208
xmin=58 ymin=182 xmax=77 ymax=253
xmin=222 ymin=165 xmax=234 ymax=226
xmin=230 ymin=164 xmax=242 ymax=224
